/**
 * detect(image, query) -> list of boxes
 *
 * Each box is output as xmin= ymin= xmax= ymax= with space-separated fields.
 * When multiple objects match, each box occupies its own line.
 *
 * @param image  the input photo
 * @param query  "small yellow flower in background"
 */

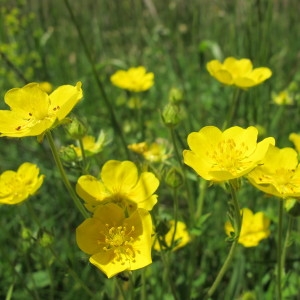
xmin=225 ymin=208 xmax=270 ymax=247
xmin=272 ymin=90 xmax=293 ymax=105
xmin=76 ymin=203 xmax=153 ymax=278
xmin=110 ymin=66 xmax=154 ymax=92
xmin=153 ymin=220 xmax=191 ymax=251
xmin=247 ymin=145 xmax=300 ymax=199
xmin=76 ymin=160 xmax=159 ymax=213
xmin=38 ymin=81 xmax=53 ymax=94
xmin=0 ymin=82 xmax=83 ymax=138
xmin=72 ymin=131 xmax=106 ymax=159
xmin=0 ymin=162 xmax=44 ymax=205
xmin=183 ymin=126 xmax=275 ymax=182
xmin=289 ymin=133 xmax=300 ymax=152
xmin=206 ymin=57 xmax=272 ymax=89
xmin=128 ymin=138 xmax=172 ymax=163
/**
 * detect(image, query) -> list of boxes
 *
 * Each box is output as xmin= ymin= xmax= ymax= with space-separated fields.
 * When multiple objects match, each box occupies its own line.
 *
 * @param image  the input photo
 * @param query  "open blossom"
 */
xmin=0 ymin=82 xmax=83 ymax=138
xmin=0 ymin=162 xmax=44 ymax=205
xmin=183 ymin=126 xmax=275 ymax=182
xmin=76 ymin=160 xmax=159 ymax=213
xmin=225 ymin=208 xmax=270 ymax=247
xmin=153 ymin=220 xmax=191 ymax=251
xmin=206 ymin=57 xmax=272 ymax=89
xmin=110 ymin=66 xmax=154 ymax=92
xmin=76 ymin=203 xmax=153 ymax=278
xmin=247 ymin=145 xmax=300 ymax=198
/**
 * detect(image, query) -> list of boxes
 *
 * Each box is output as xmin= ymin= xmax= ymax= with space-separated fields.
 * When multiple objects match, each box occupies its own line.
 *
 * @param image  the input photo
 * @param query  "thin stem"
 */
xmin=281 ymin=215 xmax=294 ymax=271
xmin=63 ymin=0 xmax=130 ymax=158
xmin=222 ymin=88 xmax=241 ymax=130
xmin=277 ymin=200 xmax=284 ymax=300
xmin=170 ymin=187 xmax=179 ymax=249
xmin=45 ymin=131 xmax=89 ymax=219
xmin=205 ymin=180 xmax=242 ymax=298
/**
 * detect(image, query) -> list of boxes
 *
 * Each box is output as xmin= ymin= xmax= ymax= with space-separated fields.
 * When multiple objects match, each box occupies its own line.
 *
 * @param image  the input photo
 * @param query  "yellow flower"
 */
xmin=76 ymin=160 xmax=159 ymax=213
xmin=183 ymin=126 xmax=275 ymax=182
xmin=289 ymin=133 xmax=300 ymax=152
xmin=0 ymin=82 xmax=83 ymax=138
xmin=247 ymin=145 xmax=300 ymax=198
xmin=38 ymin=81 xmax=53 ymax=94
xmin=272 ymin=90 xmax=293 ymax=105
xmin=128 ymin=138 xmax=172 ymax=163
xmin=72 ymin=132 xmax=106 ymax=159
xmin=76 ymin=203 xmax=153 ymax=278
xmin=206 ymin=57 xmax=272 ymax=89
xmin=0 ymin=162 xmax=44 ymax=205
xmin=225 ymin=208 xmax=270 ymax=247
xmin=153 ymin=220 xmax=191 ymax=251
xmin=110 ymin=66 xmax=154 ymax=92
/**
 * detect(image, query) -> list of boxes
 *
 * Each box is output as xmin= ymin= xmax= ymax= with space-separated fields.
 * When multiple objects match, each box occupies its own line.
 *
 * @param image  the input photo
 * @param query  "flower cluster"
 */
xmin=76 ymin=160 xmax=160 ymax=277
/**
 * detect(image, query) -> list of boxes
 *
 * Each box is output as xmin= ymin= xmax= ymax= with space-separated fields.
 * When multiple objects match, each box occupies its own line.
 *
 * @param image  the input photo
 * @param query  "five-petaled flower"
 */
xmin=76 ymin=160 xmax=159 ymax=213
xmin=247 ymin=145 xmax=300 ymax=199
xmin=0 ymin=162 xmax=44 ymax=205
xmin=110 ymin=66 xmax=154 ymax=92
xmin=153 ymin=220 xmax=191 ymax=251
xmin=183 ymin=126 xmax=275 ymax=182
xmin=225 ymin=208 xmax=270 ymax=247
xmin=76 ymin=203 xmax=153 ymax=278
xmin=206 ymin=57 xmax=272 ymax=89
xmin=0 ymin=82 xmax=83 ymax=138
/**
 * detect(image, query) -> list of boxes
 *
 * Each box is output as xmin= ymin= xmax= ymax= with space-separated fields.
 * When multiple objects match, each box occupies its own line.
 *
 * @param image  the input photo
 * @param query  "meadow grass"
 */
xmin=1 ymin=0 xmax=300 ymax=299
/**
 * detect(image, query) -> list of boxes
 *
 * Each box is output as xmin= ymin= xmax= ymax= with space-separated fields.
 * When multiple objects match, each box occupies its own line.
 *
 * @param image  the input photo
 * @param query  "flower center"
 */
xmin=101 ymin=224 xmax=137 ymax=264
xmin=208 ymin=139 xmax=250 ymax=174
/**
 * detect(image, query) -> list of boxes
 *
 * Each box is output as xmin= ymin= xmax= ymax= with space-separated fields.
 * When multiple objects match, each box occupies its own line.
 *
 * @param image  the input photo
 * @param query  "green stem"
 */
xmin=281 ymin=215 xmax=293 ymax=271
xmin=222 ymin=88 xmax=241 ymax=130
xmin=25 ymin=201 xmax=95 ymax=298
xmin=63 ymin=0 xmax=130 ymax=158
xmin=170 ymin=127 xmax=194 ymax=224
xmin=45 ymin=131 xmax=89 ymax=219
xmin=195 ymin=178 xmax=207 ymax=221
xmin=78 ymin=137 xmax=88 ymax=172
xmin=277 ymin=200 xmax=284 ymax=300
xmin=205 ymin=180 xmax=242 ymax=298
xmin=170 ymin=187 xmax=179 ymax=249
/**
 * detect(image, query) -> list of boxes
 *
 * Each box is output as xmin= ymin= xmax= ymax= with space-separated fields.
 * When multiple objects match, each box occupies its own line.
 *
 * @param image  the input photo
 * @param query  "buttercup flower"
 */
xmin=128 ymin=138 xmax=172 ymax=163
xmin=0 ymin=82 xmax=83 ymax=138
xmin=76 ymin=160 xmax=159 ymax=213
xmin=225 ymin=208 xmax=270 ymax=247
xmin=0 ymin=162 xmax=44 ymax=205
xmin=289 ymin=133 xmax=300 ymax=152
xmin=153 ymin=220 xmax=191 ymax=251
xmin=38 ymin=81 xmax=53 ymax=94
xmin=183 ymin=126 xmax=275 ymax=182
xmin=247 ymin=145 xmax=300 ymax=198
xmin=272 ymin=90 xmax=293 ymax=105
xmin=110 ymin=66 xmax=154 ymax=92
xmin=206 ymin=57 xmax=272 ymax=89
xmin=76 ymin=203 xmax=153 ymax=278
xmin=72 ymin=131 xmax=106 ymax=159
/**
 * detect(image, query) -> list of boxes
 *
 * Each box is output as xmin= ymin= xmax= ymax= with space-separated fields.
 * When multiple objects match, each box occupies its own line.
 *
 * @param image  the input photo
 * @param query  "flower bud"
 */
xmin=161 ymin=103 xmax=183 ymax=127
xmin=168 ymin=88 xmax=183 ymax=104
xmin=165 ymin=167 xmax=183 ymax=188
xmin=65 ymin=117 xmax=87 ymax=139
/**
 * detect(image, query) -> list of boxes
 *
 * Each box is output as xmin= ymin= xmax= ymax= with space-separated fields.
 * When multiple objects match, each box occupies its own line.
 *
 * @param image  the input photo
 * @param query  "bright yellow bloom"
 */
xmin=289 ymin=133 xmax=300 ymax=152
xmin=76 ymin=203 xmax=153 ymax=278
xmin=76 ymin=160 xmax=159 ymax=213
xmin=225 ymin=208 xmax=270 ymax=247
xmin=128 ymin=138 xmax=172 ymax=163
xmin=247 ymin=145 xmax=300 ymax=198
xmin=183 ymin=126 xmax=275 ymax=182
xmin=110 ymin=66 xmax=154 ymax=92
xmin=38 ymin=81 xmax=53 ymax=94
xmin=0 ymin=82 xmax=83 ymax=138
xmin=153 ymin=220 xmax=191 ymax=251
xmin=272 ymin=90 xmax=293 ymax=105
xmin=0 ymin=162 xmax=44 ymax=205
xmin=72 ymin=132 xmax=106 ymax=158
xmin=206 ymin=57 xmax=272 ymax=89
